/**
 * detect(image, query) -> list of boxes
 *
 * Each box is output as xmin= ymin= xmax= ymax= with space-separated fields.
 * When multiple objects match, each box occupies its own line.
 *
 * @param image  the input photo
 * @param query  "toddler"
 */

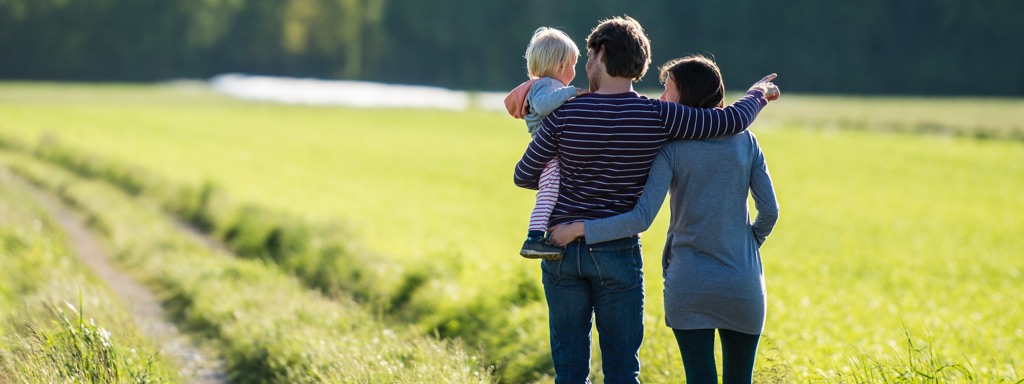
xmin=506 ymin=27 xmax=585 ymax=260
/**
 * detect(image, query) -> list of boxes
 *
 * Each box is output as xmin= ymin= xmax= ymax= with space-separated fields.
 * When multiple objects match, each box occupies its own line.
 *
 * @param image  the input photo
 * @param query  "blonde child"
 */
xmin=506 ymin=27 xmax=586 ymax=259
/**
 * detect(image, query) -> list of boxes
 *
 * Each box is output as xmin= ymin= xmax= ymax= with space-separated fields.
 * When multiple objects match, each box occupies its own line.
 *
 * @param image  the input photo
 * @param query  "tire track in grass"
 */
xmin=23 ymin=178 xmax=229 ymax=384
xmin=0 ymin=146 xmax=494 ymax=383
xmin=0 ymin=132 xmax=551 ymax=383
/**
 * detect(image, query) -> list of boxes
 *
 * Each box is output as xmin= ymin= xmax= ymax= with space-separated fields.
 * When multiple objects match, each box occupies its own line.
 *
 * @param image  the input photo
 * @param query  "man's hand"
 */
xmin=504 ymin=79 xmax=538 ymax=119
xmin=548 ymin=222 xmax=585 ymax=247
xmin=748 ymin=73 xmax=780 ymax=101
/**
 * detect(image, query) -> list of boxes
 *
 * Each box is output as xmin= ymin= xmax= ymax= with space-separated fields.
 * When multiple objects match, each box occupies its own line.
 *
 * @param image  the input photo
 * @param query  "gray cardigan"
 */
xmin=583 ymin=131 xmax=779 ymax=334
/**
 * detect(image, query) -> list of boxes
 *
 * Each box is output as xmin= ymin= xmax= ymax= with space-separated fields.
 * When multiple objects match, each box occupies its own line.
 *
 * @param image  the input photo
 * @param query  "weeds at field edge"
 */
xmin=1 ymin=135 xmax=533 ymax=382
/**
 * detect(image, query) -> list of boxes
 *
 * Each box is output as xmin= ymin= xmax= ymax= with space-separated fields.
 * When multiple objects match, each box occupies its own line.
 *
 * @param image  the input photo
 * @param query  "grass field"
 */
xmin=1 ymin=147 xmax=493 ymax=383
xmin=0 ymin=170 xmax=176 ymax=382
xmin=1 ymin=82 xmax=1022 ymax=382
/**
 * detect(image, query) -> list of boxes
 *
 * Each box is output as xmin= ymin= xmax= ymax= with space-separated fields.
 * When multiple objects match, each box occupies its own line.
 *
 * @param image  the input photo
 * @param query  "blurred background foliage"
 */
xmin=0 ymin=0 xmax=1021 ymax=95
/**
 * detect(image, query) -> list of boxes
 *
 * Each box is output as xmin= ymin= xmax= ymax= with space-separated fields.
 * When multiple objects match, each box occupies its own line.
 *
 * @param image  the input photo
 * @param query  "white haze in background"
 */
xmin=209 ymin=74 xmax=508 ymax=112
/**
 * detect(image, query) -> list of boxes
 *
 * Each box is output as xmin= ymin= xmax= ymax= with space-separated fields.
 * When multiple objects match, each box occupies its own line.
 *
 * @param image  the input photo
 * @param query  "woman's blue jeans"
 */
xmin=541 ymin=236 xmax=644 ymax=384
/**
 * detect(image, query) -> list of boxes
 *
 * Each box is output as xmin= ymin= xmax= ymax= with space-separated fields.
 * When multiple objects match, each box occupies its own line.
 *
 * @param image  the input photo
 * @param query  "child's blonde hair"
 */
xmin=525 ymin=27 xmax=579 ymax=79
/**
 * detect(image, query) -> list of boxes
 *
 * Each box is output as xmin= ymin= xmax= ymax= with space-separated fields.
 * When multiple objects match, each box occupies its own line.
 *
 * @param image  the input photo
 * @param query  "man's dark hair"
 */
xmin=586 ymin=15 xmax=652 ymax=82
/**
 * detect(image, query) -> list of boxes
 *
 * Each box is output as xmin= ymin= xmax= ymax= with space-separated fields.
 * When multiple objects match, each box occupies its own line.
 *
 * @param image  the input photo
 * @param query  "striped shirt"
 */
xmin=514 ymin=90 xmax=767 ymax=227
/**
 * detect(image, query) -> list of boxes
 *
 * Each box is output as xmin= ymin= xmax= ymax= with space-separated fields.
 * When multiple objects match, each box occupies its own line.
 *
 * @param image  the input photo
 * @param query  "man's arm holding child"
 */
xmin=513 ymin=117 xmax=561 ymax=190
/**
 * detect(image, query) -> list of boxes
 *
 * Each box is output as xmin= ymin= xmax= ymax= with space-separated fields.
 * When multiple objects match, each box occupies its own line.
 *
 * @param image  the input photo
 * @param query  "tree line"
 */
xmin=1 ymin=0 xmax=1021 ymax=96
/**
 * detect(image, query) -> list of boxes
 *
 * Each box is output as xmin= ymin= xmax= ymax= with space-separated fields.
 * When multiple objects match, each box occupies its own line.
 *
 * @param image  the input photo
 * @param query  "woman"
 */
xmin=549 ymin=55 xmax=780 ymax=384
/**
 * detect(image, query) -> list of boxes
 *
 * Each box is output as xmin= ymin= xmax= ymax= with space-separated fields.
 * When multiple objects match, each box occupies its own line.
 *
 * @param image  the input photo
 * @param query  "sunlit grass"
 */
xmin=753 ymin=93 xmax=1024 ymax=140
xmin=1 ymin=82 xmax=1022 ymax=382
xmin=0 ymin=171 xmax=175 ymax=383
xmin=0 ymin=150 xmax=494 ymax=383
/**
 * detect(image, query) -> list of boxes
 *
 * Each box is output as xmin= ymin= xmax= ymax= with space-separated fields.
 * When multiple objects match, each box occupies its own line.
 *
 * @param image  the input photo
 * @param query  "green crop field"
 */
xmin=1 ymin=82 xmax=1022 ymax=382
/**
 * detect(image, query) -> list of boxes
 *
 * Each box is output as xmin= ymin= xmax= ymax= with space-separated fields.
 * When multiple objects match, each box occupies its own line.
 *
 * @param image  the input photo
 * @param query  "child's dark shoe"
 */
xmin=520 ymin=235 xmax=564 ymax=260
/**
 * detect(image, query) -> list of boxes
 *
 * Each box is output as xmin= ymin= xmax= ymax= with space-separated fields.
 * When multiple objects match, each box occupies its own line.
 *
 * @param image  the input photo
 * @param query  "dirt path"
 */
xmin=27 ymin=182 xmax=229 ymax=384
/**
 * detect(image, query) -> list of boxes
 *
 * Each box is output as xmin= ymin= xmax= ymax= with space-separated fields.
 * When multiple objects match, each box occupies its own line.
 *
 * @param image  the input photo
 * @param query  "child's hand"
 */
xmin=575 ymin=87 xmax=588 ymax=96
xmin=504 ymin=79 xmax=538 ymax=119
xmin=748 ymin=73 xmax=780 ymax=101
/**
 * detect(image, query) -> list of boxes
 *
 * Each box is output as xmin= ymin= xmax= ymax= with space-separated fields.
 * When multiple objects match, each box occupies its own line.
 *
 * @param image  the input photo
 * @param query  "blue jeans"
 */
xmin=541 ymin=236 xmax=644 ymax=384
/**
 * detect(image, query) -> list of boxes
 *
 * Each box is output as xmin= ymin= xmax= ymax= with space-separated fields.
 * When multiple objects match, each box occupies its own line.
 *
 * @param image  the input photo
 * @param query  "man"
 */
xmin=513 ymin=16 xmax=779 ymax=383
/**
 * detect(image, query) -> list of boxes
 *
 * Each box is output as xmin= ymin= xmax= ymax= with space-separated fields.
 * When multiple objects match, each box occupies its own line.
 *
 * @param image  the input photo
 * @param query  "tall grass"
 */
xmin=1 ymin=302 xmax=163 ymax=384
xmin=0 ymin=172 xmax=175 ymax=383
xmin=0 ymin=150 xmax=494 ymax=383
xmin=2 ymin=121 xmax=554 ymax=382
xmin=816 ymin=329 xmax=1019 ymax=383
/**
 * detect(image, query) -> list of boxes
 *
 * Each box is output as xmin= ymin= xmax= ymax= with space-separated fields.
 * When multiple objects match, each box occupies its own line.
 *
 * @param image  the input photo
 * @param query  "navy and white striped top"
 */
xmin=514 ymin=90 xmax=767 ymax=227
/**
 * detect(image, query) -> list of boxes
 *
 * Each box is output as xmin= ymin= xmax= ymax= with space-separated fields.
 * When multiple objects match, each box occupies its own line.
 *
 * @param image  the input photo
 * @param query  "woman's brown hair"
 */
xmin=659 ymin=55 xmax=725 ymax=108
